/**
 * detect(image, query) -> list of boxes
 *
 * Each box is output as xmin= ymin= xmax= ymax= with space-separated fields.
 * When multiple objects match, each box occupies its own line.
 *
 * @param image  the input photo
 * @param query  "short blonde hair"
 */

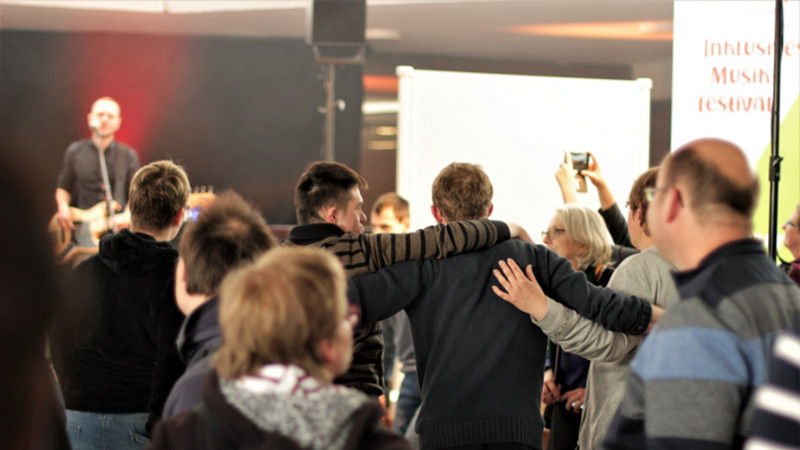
xmin=213 ymin=247 xmax=347 ymax=380
xmin=555 ymin=204 xmax=612 ymax=271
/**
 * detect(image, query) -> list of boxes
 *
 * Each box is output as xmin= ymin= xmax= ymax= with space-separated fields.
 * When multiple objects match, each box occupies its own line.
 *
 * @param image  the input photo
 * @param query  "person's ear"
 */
xmin=431 ymin=205 xmax=444 ymax=224
xmin=663 ymin=187 xmax=683 ymax=224
xmin=487 ymin=204 xmax=494 ymax=218
xmin=317 ymin=337 xmax=339 ymax=379
xmin=635 ymin=206 xmax=644 ymax=222
xmin=172 ymin=208 xmax=185 ymax=226
xmin=322 ymin=205 xmax=338 ymax=224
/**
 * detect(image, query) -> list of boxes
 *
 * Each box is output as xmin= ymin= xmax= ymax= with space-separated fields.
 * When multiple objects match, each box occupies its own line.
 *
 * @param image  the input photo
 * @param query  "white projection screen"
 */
xmin=395 ymin=67 xmax=652 ymax=236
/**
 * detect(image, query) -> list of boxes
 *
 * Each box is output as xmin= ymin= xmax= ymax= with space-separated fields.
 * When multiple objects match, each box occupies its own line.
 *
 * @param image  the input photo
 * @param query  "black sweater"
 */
xmin=52 ymin=229 xmax=185 ymax=430
xmin=348 ymin=240 xmax=650 ymax=450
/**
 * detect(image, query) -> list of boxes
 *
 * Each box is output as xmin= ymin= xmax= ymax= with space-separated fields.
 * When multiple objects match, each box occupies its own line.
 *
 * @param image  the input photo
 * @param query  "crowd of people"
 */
xmin=3 ymin=96 xmax=799 ymax=450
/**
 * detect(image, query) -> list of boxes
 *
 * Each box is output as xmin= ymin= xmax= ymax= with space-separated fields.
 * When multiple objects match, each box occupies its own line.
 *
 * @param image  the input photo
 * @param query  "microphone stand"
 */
xmin=93 ymin=128 xmax=117 ymax=235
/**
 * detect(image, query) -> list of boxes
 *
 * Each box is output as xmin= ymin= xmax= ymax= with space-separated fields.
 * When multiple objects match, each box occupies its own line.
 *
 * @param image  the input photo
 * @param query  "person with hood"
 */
xmin=51 ymin=160 xmax=190 ymax=449
xmin=148 ymin=246 xmax=412 ymax=450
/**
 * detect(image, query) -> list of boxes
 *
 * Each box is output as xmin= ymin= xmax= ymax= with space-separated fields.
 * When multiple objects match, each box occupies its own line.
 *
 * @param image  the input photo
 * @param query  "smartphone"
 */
xmin=570 ymin=152 xmax=591 ymax=193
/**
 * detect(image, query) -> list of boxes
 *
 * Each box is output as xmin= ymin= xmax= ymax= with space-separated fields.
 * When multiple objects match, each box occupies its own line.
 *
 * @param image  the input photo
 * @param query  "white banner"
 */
xmin=672 ymin=0 xmax=800 ymax=257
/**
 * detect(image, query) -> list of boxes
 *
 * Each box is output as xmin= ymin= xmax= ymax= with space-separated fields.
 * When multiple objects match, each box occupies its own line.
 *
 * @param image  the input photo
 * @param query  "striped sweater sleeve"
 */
xmin=321 ymin=218 xmax=508 ymax=277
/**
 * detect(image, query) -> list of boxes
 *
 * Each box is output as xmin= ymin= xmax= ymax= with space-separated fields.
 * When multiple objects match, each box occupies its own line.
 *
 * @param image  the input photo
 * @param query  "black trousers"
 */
xmin=547 ymin=402 xmax=581 ymax=450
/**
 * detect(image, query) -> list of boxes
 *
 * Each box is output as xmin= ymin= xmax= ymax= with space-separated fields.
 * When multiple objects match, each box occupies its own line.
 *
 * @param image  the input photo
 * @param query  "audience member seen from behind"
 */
xmin=781 ymin=203 xmax=800 ymax=286
xmin=370 ymin=193 xmax=421 ymax=437
xmin=149 ymin=247 xmax=412 ymax=450
xmin=162 ymin=191 xmax=278 ymax=418
xmin=348 ymin=162 xmax=654 ymax=450
xmin=287 ymin=161 xmax=517 ymax=398
xmin=51 ymin=161 xmax=190 ymax=449
xmin=1 ymin=156 xmax=70 ymax=449
xmin=540 ymin=204 xmax=613 ymax=450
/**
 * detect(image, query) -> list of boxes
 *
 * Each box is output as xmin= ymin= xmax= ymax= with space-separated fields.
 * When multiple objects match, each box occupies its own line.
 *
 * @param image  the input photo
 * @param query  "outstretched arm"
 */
xmin=348 ymin=260 xmax=427 ymax=325
xmin=334 ymin=219 xmax=510 ymax=277
xmin=492 ymin=256 xmax=655 ymax=334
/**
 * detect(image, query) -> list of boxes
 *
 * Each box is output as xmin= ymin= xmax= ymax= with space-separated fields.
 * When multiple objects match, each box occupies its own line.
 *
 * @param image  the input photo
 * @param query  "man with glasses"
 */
xmin=601 ymin=139 xmax=800 ymax=448
xmin=495 ymin=139 xmax=800 ymax=448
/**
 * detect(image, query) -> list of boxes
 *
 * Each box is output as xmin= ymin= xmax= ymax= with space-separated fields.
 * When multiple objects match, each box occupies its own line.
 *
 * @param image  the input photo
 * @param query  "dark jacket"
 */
xmin=51 ymin=229 xmax=185 ymax=430
xmin=161 ymin=297 xmax=222 ymax=419
xmin=285 ymin=219 xmax=509 ymax=396
xmin=149 ymin=369 xmax=412 ymax=450
xmin=348 ymin=239 xmax=651 ymax=450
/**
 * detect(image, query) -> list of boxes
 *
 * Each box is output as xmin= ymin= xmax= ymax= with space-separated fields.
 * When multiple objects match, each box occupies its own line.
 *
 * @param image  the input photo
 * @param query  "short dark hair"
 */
xmin=431 ymin=162 xmax=493 ymax=221
xmin=128 ymin=161 xmax=190 ymax=231
xmin=665 ymin=147 xmax=759 ymax=223
xmin=371 ymin=192 xmax=410 ymax=223
xmin=628 ymin=167 xmax=659 ymax=231
xmin=294 ymin=161 xmax=368 ymax=225
xmin=179 ymin=191 xmax=277 ymax=296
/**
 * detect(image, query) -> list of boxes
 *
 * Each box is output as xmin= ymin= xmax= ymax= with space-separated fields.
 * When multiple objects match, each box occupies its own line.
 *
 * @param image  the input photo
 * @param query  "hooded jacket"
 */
xmin=150 ymin=365 xmax=412 ymax=450
xmin=161 ymin=297 xmax=222 ymax=418
xmin=52 ymin=229 xmax=185 ymax=429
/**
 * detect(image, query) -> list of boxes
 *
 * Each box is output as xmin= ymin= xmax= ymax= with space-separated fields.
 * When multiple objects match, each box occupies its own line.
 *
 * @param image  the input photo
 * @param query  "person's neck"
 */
xmin=181 ymin=292 xmax=215 ymax=317
xmin=130 ymin=225 xmax=177 ymax=243
xmin=94 ymin=135 xmax=114 ymax=151
xmin=634 ymin=235 xmax=656 ymax=252
xmin=674 ymin=227 xmax=749 ymax=271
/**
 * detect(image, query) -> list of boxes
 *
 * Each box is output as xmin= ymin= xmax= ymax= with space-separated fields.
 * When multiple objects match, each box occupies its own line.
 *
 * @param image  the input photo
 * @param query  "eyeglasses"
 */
xmin=644 ymin=186 xmax=670 ymax=202
xmin=541 ymin=227 xmax=566 ymax=240
xmin=345 ymin=304 xmax=361 ymax=330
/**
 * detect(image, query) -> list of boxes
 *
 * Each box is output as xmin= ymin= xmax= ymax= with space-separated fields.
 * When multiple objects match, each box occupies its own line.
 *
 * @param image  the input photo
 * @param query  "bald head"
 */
xmin=662 ymin=138 xmax=758 ymax=228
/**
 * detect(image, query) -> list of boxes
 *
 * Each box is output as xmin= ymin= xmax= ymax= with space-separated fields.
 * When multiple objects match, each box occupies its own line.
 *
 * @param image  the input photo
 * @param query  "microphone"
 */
xmin=89 ymin=118 xmax=100 ymax=133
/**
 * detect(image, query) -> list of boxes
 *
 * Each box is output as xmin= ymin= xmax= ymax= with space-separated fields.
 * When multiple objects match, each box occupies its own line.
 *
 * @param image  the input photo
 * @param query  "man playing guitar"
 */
xmin=54 ymin=97 xmax=140 ymax=253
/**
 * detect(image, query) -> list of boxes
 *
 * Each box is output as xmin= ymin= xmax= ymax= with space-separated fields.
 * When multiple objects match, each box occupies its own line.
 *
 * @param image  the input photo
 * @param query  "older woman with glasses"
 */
xmin=541 ymin=205 xmax=615 ymax=286
xmin=539 ymin=204 xmax=614 ymax=450
xmin=148 ymin=246 xmax=411 ymax=450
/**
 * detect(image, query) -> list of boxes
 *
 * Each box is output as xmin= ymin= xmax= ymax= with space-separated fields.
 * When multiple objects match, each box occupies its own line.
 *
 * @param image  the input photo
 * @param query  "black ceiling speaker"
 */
xmin=306 ymin=0 xmax=366 ymax=47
